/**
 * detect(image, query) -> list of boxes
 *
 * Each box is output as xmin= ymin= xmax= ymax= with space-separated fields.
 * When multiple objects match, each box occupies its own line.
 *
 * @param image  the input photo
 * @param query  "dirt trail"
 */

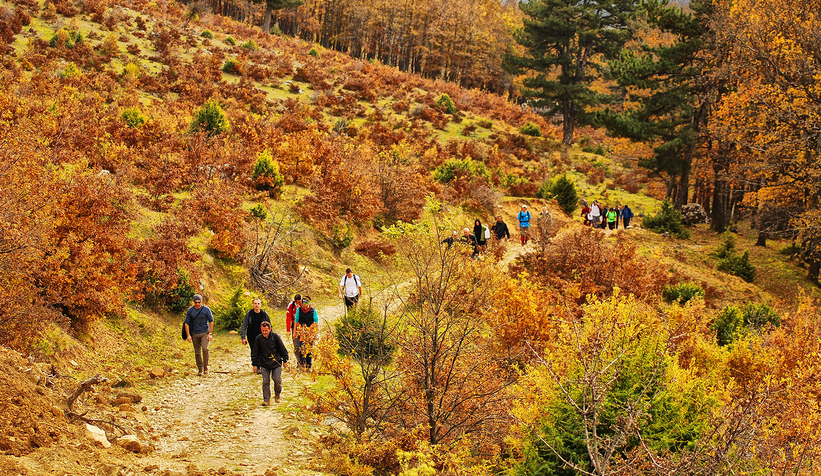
xmin=139 ymin=302 xmax=347 ymax=474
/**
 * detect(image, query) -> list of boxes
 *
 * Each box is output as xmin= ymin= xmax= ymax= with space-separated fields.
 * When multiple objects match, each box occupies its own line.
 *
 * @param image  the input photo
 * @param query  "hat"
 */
xmin=301 ymin=297 xmax=311 ymax=305
xmin=193 ymin=294 xmax=203 ymax=302
xmin=522 ymin=204 xmax=528 ymax=208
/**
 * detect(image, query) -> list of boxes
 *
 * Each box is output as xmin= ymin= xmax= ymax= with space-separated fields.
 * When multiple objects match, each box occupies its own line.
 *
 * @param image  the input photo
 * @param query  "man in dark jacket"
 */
xmin=491 ymin=215 xmax=511 ymax=241
xmin=240 ymin=298 xmax=270 ymax=365
xmin=251 ymin=321 xmax=289 ymax=405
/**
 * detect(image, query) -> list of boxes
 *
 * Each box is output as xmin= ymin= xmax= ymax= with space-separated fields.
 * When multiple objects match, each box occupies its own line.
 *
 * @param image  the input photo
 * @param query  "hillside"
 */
xmin=2 ymin=0 xmax=821 ymax=475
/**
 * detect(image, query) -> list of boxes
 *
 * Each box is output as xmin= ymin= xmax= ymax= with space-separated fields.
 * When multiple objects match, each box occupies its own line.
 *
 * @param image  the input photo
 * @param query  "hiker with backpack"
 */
xmin=240 ymin=298 xmax=271 ymax=367
xmin=183 ymin=294 xmax=214 ymax=376
xmin=294 ymin=296 xmax=319 ymax=371
xmin=285 ymin=294 xmax=302 ymax=354
xmin=459 ymin=227 xmax=480 ymax=258
xmin=538 ymin=206 xmax=553 ymax=242
xmin=339 ymin=268 xmax=362 ymax=310
xmin=251 ymin=321 xmax=288 ymax=405
xmin=621 ymin=204 xmax=634 ymax=229
xmin=606 ymin=207 xmax=618 ymax=230
xmin=518 ymin=204 xmax=532 ymax=245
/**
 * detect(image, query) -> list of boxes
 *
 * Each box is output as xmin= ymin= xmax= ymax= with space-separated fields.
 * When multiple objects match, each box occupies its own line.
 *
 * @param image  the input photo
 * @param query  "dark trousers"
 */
xmin=608 ymin=221 xmax=616 ymax=230
xmin=623 ymin=217 xmax=631 ymax=228
xmin=295 ymin=335 xmax=312 ymax=369
xmin=344 ymin=294 xmax=359 ymax=309
xmin=191 ymin=332 xmax=210 ymax=372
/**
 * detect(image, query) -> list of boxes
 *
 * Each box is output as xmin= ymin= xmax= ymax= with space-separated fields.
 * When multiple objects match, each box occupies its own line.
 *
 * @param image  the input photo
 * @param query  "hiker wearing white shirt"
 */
xmin=590 ymin=200 xmax=602 ymax=228
xmin=338 ymin=268 xmax=362 ymax=310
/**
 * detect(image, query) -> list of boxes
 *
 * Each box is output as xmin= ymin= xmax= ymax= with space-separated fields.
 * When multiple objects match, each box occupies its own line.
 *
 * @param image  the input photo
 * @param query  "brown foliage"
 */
xmin=354 ymin=239 xmax=396 ymax=262
xmin=512 ymin=228 xmax=669 ymax=309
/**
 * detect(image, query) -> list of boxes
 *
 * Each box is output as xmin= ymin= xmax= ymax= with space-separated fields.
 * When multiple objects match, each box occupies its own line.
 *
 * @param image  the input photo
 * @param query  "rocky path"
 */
xmin=139 ymin=302 xmax=346 ymax=475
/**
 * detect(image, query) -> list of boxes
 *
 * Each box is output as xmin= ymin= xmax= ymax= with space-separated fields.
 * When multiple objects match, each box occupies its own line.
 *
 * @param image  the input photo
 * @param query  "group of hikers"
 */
xmin=442 ymin=204 xmax=554 ymax=257
xmin=181 ymin=268 xmax=363 ymax=406
xmin=581 ymin=200 xmax=634 ymax=230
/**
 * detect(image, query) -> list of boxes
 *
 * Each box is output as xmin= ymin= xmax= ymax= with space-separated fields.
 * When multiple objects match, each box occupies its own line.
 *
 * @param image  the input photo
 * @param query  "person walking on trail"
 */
xmin=294 ymin=296 xmax=319 ymax=371
xmin=491 ymin=215 xmax=510 ymax=241
xmin=442 ymin=230 xmax=458 ymax=249
xmin=517 ymin=204 xmax=532 ymax=245
xmin=590 ymin=201 xmax=602 ymax=228
xmin=285 ymin=294 xmax=302 ymax=355
xmin=581 ymin=203 xmax=591 ymax=226
xmin=606 ymin=207 xmax=618 ymax=230
xmin=621 ymin=204 xmax=634 ymax=229
xmin=460 ymin=227 xmax=479 ymax=258
xmin=251 ymin=321 xmax=288 ymax=405
xmin=473 ymin=219 xmax=489 ymax=252
xmin=184 ymin=294 xmax=214 ymax=376
xmin=538 ymin=206 xmax=553 ymax=242
xmin=240 ymin=298 xmax=270 ymax=365
xmin=339 ymin=268 xmax=362 ymax=310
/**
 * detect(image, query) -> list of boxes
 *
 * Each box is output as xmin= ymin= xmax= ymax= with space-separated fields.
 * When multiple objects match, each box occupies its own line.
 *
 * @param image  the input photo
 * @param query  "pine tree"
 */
xmin=504 ymin=0 xmax=641 ymax=145
xmin=600 ymin=0 xmax=716 ymax=210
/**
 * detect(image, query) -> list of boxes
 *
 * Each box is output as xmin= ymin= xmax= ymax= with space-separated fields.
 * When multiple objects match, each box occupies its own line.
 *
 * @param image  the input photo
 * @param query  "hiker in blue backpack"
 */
xmin=621 ymin=204 xmax=634 ymax=229
xmin=184 ymin=294 xmax=214 ymax=376
xmin=339 ymin=268 xmax=362 ymax=310
xmin=517 ymin=204 xmax=532 ymax=245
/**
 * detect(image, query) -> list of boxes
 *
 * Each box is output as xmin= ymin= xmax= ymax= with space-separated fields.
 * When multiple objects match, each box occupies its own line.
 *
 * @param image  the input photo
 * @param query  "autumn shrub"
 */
xmin=537 ymin=174 xmax=578 ymax=214
xmin=354 ymin=239 xmax=396 ymax=262
xmin=331 ymin=221 xmax=354 ymax=250
xmin=121 ymin=107 xmax=146 ymax=128
xmin=241 ymin=39 xmax=258 ymax=51
xmin=215 ymin=286 xmax=261 ymax=330
xmin=742 ymin=303 xmax=780 ymax=330
xmin=222 ymin=58 xmax=242 ymax=75
xmin=715 ymin=243 xmax=756 ymax=283
xmin=251 ymin=150 xmax=284 ymax=197
xmin=432 ymin=158 xmax=489 ymax=184
xmin=436 ymin=93 xmax=457 ymax=114
xmin=586 ymin=166 xmax=606 ymax=185
xmin=519 ymin=121 xmax=541 ymax=137
xmin=335 ymin=305 xmax=395 ymax=362
xmin=514 ymin=229 xmax=668 ymax=308
xmin=49 ymin=27 xmax=83 ymax=49
xmin=662 ymin=282 xmax=704 ymax=305
xmin=200 ymin=29 xmax=213 ymax=38
xmin=269 ymin=24 xmax=282 ymax=36
xmin=189 ymin=99 xmax=229 ymax=137
xmin=643 ymin=200 xmax=690 ymax=239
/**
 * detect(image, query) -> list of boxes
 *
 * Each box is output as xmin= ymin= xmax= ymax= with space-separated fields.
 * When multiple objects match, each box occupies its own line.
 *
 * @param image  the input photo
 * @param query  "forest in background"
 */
xmin=1 ymin=0 xmax=821 ymax=473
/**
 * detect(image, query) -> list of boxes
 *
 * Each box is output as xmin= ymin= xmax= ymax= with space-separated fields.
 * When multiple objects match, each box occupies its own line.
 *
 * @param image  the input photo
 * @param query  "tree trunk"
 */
xmin=263 ymin=4 xmax=272 ymax=34
xmin=562 ymin=99 xmax=576 ymax=145
xmin=755 ymin=231 xmax=767 ymax=247
xmin=809 ymin=260 xmax=820 ymax=284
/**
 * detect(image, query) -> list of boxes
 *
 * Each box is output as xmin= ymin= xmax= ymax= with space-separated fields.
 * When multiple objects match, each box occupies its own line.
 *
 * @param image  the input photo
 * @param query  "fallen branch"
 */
xmin=65 ymin=374 xmax=128 ymax=434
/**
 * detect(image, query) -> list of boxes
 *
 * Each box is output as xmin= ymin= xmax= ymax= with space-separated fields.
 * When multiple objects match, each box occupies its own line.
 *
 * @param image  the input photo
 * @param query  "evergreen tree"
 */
xmin=600 ymin=0 xmax=716 ymax=210
xmin=504 ymin=0 xmax=642 ymax=145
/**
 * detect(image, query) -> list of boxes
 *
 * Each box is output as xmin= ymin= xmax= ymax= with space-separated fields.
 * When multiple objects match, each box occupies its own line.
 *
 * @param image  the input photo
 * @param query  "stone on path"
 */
xmin=149 ymin=367 xmax=166 ymax=379
xmin=86 ymin=423 xmax=111 ymax=448
xmin=117 ymin=434 xmax=150 ymax=453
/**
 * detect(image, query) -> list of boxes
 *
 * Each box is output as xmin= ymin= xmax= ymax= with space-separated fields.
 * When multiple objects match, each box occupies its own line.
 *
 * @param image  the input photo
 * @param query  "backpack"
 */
xmin=483 ymin=225 xmax=490 ymax=240
xmin=181 ymin=306 xmax=204 ymax=340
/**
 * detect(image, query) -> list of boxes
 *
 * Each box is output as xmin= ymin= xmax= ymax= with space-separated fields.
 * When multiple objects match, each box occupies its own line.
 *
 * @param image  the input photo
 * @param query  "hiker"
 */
xmin=240 ymin=298 xmax=271 ymax=365
xmin=581 ymin=203 xmax=591 ymax=226
xmin=441 ymin=230 xmax=458 ymax=249
xmin=294 ymin=296 xmax=319 ymax=371
xmin=339 ymin=268 xmax=362 ymax=310
xmin=285 ymin=294 xmax=302 ymax=354
xmin=590 ymin=201 xmax=602 ymax=228
xmin=491 ymin=215 xmax=510 ymax=241
xmin=606 ymin=207 xmax=618 ymax=230
xmin=538 ymin=206 xmax=553 ymax=242
xmin=517 ymin=204 xmax=532 ymax=245
xmin=621 ymin=204 xmax=634 ymax=229
xmin=184 ymin=294 xmax=214 ymax=376
xmin=251 ymin=321 xmax=288 ymax=405
xmin=473 ymin=219 xmax=489 ymax=252
xmin=459 ymin=227 xmax=479 ymax=258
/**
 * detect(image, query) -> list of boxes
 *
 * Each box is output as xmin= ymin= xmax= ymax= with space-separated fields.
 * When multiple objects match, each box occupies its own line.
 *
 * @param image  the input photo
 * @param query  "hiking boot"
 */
xmin=262 ymin=400 xmax=270 ymax=406
xmin=274 ymin=394 xmax=280 ymax=403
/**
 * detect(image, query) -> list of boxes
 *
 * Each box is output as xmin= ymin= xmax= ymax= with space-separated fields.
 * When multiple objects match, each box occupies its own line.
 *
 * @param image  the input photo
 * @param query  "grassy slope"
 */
xmin=6 ymin=0 xmax=817 ymax=380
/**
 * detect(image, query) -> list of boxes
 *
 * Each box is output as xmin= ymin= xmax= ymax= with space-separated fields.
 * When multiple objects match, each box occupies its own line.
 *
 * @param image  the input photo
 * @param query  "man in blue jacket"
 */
xmin=517 ymin=204 xmax=532 ymax=245
xmin=621 ymin=204 xmax=634 ymax=229
xmin=184 ymin=294 xmax=214 ymax=376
